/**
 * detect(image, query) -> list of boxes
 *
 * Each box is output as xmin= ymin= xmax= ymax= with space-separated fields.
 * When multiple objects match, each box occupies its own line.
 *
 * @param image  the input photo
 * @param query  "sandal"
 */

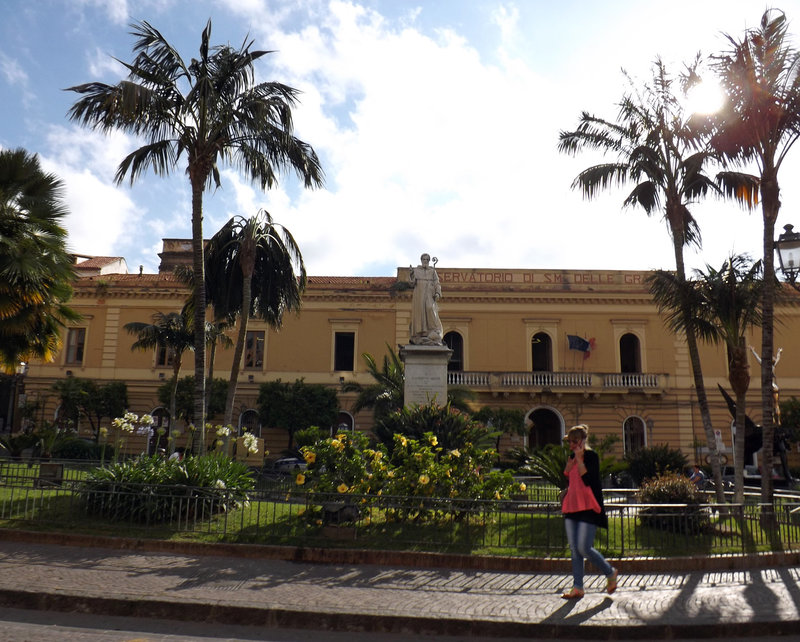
xmin=561 ymin=587 xmax=585 ymax=599
xmin=606 ymin=568 xmax=619 ymax=595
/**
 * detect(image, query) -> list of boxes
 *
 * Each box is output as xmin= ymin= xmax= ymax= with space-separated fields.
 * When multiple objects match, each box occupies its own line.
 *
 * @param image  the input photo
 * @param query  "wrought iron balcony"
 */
xmin=447 ymin=371 xmax=667 ymax=395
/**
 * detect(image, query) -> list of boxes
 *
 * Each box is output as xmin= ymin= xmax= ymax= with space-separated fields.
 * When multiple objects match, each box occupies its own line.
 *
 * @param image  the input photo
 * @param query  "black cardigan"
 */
xmin=564 ymin=449 xmax=608 ymax=529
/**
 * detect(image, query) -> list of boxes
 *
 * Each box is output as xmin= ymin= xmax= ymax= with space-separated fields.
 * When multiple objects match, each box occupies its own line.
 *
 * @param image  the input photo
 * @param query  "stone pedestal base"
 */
xmin=399 ymin=344 xmax=452 ymax=407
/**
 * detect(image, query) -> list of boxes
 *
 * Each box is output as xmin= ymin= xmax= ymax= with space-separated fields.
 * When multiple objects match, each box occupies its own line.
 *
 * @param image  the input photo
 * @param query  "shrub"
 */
xmin=80 ymin=453 xmax=254 ymax=523
xmin=625 ymin=444 xmax=687 ymax=486
xmin=637 ymin=472 xmax=710 ymax=534
xmin=375 ymin=401 xmax=497 ymax=452
xmin=52 ymin=437 xmax=114 ymax=461
xmin=299 ymin=430 xmax=374 ymax=495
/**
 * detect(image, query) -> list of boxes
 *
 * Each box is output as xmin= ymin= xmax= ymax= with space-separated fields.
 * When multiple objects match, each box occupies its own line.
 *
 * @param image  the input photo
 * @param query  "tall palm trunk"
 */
xmin=760 ymin=170 xmax=779 ymax=505
xmin=169 ymin=355 xmax=182 ymax=435
xmin=729 ymin=341 xmax=750 ymax=504
xmin=190 ymin=178 xmax=207 ymax=454
xmin=224 ymin=241 xmax=256 ymax=428
xmin=671 ymin=221 xmax=726 ymax=503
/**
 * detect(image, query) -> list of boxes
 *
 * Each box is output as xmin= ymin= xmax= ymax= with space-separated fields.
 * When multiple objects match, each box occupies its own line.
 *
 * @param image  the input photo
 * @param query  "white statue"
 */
xmin=409 ymin=253 xmax=443 ymax=345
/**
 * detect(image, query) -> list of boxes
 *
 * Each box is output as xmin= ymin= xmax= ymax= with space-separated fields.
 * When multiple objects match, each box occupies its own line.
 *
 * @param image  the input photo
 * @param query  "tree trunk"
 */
xmin=224 ymin=244 xmax=255 ymax=428
xmin=169 ymin=355 xmax=181 ymax=438
xmin=671 ymin=226 xmax=726 ymax=503
xmin=190 ymin=177 xmax=207 ymax=454
xmin=760 ymin=175 xmax=779 ymax=506
xmin=729 ymin=341 xmax=750 ymax=504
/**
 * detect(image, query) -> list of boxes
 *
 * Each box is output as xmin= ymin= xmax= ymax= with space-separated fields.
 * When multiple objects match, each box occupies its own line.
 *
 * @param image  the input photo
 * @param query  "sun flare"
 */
xmin=684 ymin=81 xmax=725 ymax=114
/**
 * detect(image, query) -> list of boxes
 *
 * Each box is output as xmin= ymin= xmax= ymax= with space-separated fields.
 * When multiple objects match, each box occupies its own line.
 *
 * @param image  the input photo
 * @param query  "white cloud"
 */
xmin=40 ymin=126 xmax=140 ymax=256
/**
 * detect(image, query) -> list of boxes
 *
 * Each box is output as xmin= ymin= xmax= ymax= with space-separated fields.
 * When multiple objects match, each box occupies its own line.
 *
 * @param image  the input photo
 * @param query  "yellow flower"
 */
xmin=519 ymin=482 xmax=527 ymax=492
xmin=399 ymin=436 xmax=407 ymax=447
xmin=429 ymin=435 xmax=438 ymax=446
xmin=303 ymin=450 xmax=316 ymax=464
xmin=449 ymin=449 xmax=461 ymax=458
xmin=387 ymin=470 xmax=395 ymax=478
xmin=373 ymin=451 xmax=383 ymax=460
xmin=494 ymin=490 xmax=501 ymax=500
xmin=296 ymin=473 xmax=306 ymax=485
xmin=418 ymin=474 xmax=430 ymax=485
xmin=337 ymin=483 xmax=349 ymax=494
xmin=331 ymin=439 xmax=344 ymax=451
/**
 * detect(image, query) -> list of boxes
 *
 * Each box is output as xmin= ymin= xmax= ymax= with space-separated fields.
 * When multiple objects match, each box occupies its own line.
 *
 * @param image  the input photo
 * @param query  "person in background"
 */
xmin=689 ymin=464 xmax=706 ymax=489
xmin=560 ymin=424 xmax=618 ymax=599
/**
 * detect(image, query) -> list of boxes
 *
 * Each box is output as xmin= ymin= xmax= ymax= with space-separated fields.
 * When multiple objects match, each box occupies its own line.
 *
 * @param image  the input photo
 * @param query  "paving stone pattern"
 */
xmin=0 ymin=538 xmax=798 ymax=639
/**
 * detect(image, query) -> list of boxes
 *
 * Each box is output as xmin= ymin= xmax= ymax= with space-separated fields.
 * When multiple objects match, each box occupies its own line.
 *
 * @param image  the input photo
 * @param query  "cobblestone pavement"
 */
xmin=0 ymin=539 xmax=798 ymax=639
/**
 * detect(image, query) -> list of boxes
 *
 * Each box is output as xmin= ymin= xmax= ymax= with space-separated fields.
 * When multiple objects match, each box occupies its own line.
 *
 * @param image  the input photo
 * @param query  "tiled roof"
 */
xmin=74 ymin=256 xmax=124 ymax=269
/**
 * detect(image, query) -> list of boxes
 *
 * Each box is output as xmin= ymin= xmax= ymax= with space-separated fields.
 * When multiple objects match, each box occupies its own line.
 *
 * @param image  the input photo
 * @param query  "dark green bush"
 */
xmin=637 ymin=472 xmax=710 ymax=534
xmin=52 ymin=438 xmax=114 ymax=461
xmin=80 ymin=454 xmax=254 ymax=523
xmin=625 ymin=444 xmax=688 ymax=486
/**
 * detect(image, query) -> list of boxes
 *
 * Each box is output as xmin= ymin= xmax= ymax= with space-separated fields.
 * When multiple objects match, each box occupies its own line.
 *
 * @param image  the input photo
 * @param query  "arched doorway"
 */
xmin=526 ymin=406 xmax=564 ymax=449
xmin=239 ymin=409 xmax=261 ymax=438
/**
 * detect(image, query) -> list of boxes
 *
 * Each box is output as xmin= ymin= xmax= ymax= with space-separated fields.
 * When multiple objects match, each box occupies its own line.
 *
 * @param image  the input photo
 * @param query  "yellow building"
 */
xmin=14 ymin=241 xmax=800 ymax=469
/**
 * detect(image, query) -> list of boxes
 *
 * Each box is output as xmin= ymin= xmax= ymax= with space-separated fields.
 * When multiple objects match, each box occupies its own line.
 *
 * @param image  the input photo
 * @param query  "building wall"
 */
xmin=18 ymin=264 xmax=800 ymax=469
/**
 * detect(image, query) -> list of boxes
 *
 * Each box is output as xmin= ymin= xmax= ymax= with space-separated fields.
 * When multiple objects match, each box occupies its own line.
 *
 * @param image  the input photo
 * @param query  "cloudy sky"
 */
xmin=1 ymin=1 xmax=798 ymax=277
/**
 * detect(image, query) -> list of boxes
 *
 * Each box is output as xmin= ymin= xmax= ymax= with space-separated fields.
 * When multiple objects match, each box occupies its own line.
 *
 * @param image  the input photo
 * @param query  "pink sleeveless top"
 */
xmin=562 ymin=463 xmax=601 ymax=514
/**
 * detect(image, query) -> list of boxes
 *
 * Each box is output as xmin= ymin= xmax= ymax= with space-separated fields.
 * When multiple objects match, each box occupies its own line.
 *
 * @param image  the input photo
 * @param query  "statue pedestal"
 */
xmin=400 ymin=344 xmax=452 ymax=407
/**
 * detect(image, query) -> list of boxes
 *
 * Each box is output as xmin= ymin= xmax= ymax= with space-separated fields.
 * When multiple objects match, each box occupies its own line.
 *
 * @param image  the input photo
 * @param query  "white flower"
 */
xmin=214 ymin=479 xmax=226 ymax=489
xmin=139 ymin=414 xmax=154 ymax=427
xmin=124 ymin=412 xmax=138 ymax=424
xmin=215 ymin=425 xmax=230 ymax=437
xmin=242 ymin=432 xmax=259 ymax=454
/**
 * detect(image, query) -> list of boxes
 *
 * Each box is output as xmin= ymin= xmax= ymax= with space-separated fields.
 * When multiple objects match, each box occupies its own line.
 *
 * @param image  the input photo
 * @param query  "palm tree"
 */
xmin=67 ymin=19 xmax=323 ymax=447
xmin=203 ymin=318 xmax=234 ymax=416
xmin=649 ymin=255 xmax=764 ymax=502
xmin=711 ymin=9 xmax=800 ymax=503
xmin=0 ymin=148 xmax=79 ymax=370
xmin=124 ymin=311 xmax=194 ymax=427
xmin=204 ymin=210 xmax=306 ymax=427
xmin=343 ymin=344 xmax=474 ymax=420
xmin=342 ymin=345 xmax=405 ymax=420
xmin=558 ymin=59 xmax=727 ymax=499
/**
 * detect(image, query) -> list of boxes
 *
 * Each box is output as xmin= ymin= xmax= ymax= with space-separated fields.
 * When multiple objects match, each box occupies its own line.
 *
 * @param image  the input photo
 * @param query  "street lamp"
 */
xmin=775 ymin=223 xmax=800 ymax=290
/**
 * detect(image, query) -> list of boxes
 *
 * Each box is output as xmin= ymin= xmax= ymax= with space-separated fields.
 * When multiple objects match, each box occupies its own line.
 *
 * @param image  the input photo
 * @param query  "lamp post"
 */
xmin=775 ymin=223 xmax=800 ymax=291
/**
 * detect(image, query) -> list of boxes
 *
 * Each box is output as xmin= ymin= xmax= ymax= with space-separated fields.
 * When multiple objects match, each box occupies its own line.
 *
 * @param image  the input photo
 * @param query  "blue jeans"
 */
xmin=564 ymin=517 xmax=614 ymax=589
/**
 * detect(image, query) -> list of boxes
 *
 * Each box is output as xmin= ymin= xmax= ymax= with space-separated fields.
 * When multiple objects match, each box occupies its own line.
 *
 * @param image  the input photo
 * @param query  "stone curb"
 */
xmin=0 ymin=528 xmax=798 ymax=573
xmin=0 ymin=586 xmax=797 ymax=640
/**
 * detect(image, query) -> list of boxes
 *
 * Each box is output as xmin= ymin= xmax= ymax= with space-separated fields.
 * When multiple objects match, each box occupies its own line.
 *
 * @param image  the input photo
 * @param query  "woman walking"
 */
xmin=561 ymin=424 xmax=618 ymax=599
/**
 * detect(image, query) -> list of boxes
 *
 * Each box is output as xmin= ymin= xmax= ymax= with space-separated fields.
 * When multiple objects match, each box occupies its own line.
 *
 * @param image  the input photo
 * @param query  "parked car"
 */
xmin=720 ymin=465 xmax=788 ymax=488
xmin=271 ymin=456 xmax=307 ymax=474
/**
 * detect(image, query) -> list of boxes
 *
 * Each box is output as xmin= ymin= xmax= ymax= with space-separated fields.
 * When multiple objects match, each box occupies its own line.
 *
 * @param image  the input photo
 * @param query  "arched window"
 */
xmin=619 ymin=333 xmax=641 ymax=373
xmin=239 ymin=409 xmax=261 ymax=438
xmin=526 ymin=406 xmax=563 ymax=448
xmin=443 ymin=331 xmax=464 ymax=371
xmin=623 ymin=416 xmax=646 ymax=454
xmin=531 ymin=332 xmax=552 ymax=372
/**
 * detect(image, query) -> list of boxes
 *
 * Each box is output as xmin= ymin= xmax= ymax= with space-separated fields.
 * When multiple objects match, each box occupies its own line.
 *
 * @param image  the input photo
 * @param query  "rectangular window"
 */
xmin=334 ymin=332 xmax=355 ymax=371
xmin=245 ymin=331 xmax=265 ymax=368
xmin=65 ymin=328 xmax=86 ymax=365
xmin=156 ymin=345 xmax=175 ymax=367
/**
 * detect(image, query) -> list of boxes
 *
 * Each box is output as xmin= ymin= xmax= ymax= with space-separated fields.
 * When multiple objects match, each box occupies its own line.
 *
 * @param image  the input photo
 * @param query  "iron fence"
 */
xmin=0 ymin=475 xmax=798 ymax=557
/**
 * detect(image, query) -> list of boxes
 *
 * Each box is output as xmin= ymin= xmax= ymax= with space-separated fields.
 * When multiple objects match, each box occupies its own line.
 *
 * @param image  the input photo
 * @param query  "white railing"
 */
xmin=447 ymin=371 xmax=664 ymax=392
xmin=602 ymin=373 xmax=660 ymax=389
xmin=447 ymin=371 xmax=491 ymax=387
xmin=500 ymin=372 xmax=594 ymax=388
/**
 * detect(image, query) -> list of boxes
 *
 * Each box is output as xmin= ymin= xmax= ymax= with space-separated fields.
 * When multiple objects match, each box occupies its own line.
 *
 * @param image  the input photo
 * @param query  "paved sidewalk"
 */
xmin=0 ymin=534 xmax=798 ymax=639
